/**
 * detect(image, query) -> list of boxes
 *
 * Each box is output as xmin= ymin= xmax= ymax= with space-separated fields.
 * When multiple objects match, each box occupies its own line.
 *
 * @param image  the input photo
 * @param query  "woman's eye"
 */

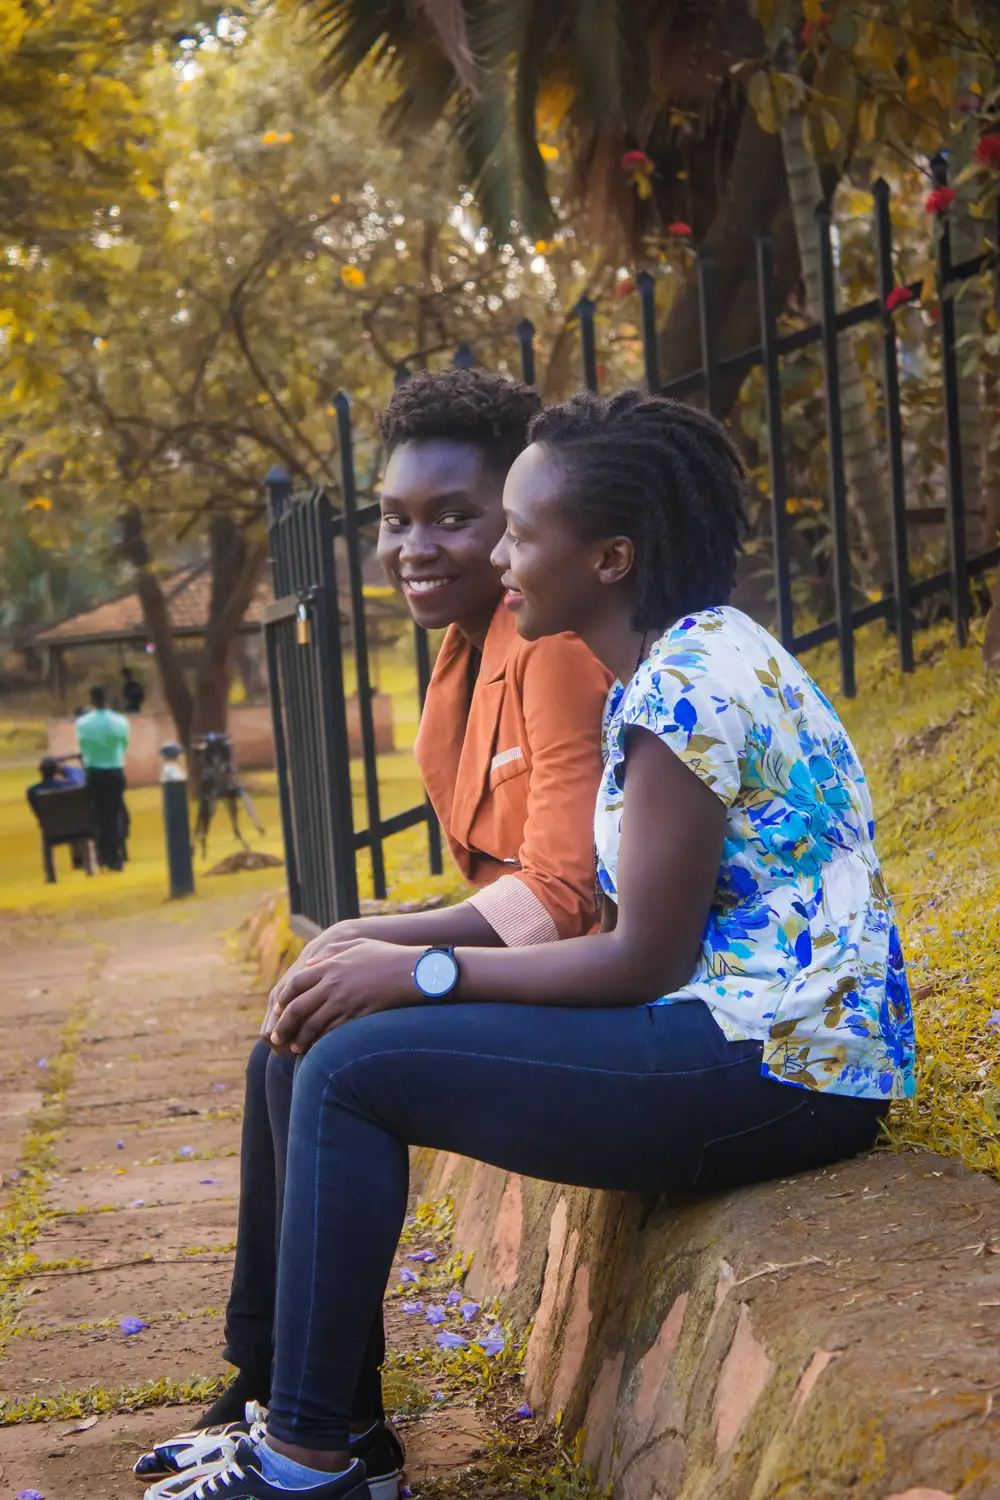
xmin=380 ymin=515 xmax=405 ymax=531
xmin=438 ymin=513 xmax=468 ymax=528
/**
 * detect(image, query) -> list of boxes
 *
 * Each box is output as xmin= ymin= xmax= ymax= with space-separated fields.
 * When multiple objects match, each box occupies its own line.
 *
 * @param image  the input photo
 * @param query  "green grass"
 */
xmin=0 ymin=746 xmax=454 ymax=922
xmin=809 ymin=616 xmax=1000 ymax=1179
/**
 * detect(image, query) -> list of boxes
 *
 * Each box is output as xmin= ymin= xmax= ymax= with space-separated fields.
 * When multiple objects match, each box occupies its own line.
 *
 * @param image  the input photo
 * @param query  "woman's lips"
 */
xmin=402 ymin=577 xmax=456 ymax=598
xmin=503 ymin=588 xmax=524 ymax=610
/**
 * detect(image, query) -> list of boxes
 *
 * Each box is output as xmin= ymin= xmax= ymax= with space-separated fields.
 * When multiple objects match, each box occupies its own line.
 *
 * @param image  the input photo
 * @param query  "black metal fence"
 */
xmin=264 ymin=161 xmax=999 ymax=935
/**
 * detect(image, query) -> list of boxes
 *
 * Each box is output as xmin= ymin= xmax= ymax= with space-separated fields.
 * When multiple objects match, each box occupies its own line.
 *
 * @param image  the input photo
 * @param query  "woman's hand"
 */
xmin=261 ymin=920 xmax=365 ymax=1038
xmin=268 ymin=939 xmax=419 ymax=1055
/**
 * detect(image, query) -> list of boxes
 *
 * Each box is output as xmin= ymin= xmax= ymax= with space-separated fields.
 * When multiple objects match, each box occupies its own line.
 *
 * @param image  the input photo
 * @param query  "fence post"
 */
xmin=413 ymin=623 xmax=444 ymax=877
xmin=516 ymin=319 xmax=536 ymax=386
xmin=932 ymin=153 xmax=970 ymax=646
xmin=816 ymin=201 xmax=856 ymax=698
xmin=636 ymin=271 xmax=660 ymax=392
xmin=873 ymin=178 xmax=914 ymax=674
xmin=333 ymin=391 xmax=387 ymax=901
xmin=696 ymin=251 xmax=722 ymax=418
xmin=262 ymin=469 xmax=302 ymax=917
xmin=754 ymin=231 xmax=795 ymax=653
xmin=576 ymin=296 xmax=598 ymax=391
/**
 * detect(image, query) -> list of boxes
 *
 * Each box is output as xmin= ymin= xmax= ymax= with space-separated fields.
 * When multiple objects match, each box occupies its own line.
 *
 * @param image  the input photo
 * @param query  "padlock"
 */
xmin=295 ymin=601 xmax=311 ymax=646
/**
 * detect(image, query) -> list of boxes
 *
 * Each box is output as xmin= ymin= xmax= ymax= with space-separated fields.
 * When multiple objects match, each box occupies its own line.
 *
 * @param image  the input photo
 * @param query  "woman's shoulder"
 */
xmin=509 ymin=627 xmax=614 ymax=692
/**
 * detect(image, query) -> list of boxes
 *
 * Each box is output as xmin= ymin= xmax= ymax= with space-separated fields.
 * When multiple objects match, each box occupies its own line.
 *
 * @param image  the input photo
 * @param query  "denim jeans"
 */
xmin=222 ymin=1040 xmax=386 ymax=1421
xmin=267 ymin=999 xmax=887 ymax=1450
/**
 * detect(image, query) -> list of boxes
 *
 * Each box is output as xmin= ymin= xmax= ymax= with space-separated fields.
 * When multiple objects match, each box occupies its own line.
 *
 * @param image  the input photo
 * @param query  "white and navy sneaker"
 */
xmin=142 ymin=1441 xmax=371 ymax=1500
xmin=137 ymin=1411 xmax=404 ymax=1500
xmin=134 ymin=1402 xmax=267 ymax=1482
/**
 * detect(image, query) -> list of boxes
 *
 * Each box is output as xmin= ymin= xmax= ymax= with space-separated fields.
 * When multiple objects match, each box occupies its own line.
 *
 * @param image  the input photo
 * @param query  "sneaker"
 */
xmin=136 ymin=1411 xmax=404 ymax=1500
xmin=133 ymin=1403 xmax=267 ymax=1481
xmin=347 ymin=1420 xmax=405 ymax=1500
xmin=142 ymin=1441 xmax=370 ymax=1500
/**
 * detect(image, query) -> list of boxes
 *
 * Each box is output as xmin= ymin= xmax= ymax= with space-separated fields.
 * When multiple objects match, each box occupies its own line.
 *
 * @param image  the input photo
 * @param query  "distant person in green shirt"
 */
xmin=76 ymin=686 xmax=131 ymax=871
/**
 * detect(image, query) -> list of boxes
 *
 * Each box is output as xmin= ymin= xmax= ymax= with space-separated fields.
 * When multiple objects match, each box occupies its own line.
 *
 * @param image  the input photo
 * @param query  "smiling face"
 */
xmin=377 ymin=439 xmax=507 ymax=637
xmin=491 ymin=442 xmax=636 ymax=642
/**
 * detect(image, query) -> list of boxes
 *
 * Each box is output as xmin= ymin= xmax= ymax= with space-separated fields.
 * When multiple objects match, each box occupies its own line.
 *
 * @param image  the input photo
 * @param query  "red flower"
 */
xmin=802 ymin=12 xmax=830 ymax=40
xmin=885 ymin=286 xmax=915 ymax=312
xmin=666 ymin=221 xmax=692 ymax=237
xmin=956 ymin=96 xmax=978 ymax=113
xmin=925 ymin=186 xmax=955 ymax=214
xmin=621 ymin=150 xmax=652 ymax=171
xmin=975 ymin=134 xmax=1000 ymax=167
xmin=615 ymin=277 xmax=635 ymax=299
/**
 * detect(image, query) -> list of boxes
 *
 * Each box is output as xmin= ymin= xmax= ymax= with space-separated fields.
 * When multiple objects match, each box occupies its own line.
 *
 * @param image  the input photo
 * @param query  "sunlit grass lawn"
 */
xmin=0 ymin=747 xmax=454 ymax=923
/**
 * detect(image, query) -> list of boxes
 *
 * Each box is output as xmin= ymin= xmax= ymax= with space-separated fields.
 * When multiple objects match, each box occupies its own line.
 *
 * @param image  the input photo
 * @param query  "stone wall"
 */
xmin=413 ymin=1147 xmax=1000 ymax=1499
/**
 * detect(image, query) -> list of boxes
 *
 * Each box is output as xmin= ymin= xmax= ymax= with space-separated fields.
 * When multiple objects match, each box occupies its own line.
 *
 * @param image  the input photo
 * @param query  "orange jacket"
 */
xmin=414 ymin=602 xmax=612 ymax=945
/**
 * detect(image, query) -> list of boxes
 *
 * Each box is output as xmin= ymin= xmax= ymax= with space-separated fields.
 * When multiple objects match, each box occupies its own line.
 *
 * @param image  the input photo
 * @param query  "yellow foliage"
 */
xmin=537 ymin=142 xmax=559 ymax=164
xmin=340 ymin=264 xmax=366 ymax=288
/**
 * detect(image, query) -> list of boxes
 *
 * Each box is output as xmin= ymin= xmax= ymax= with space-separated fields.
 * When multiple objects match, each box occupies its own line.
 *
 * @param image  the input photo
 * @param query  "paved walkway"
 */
xmin=0 ymin=896 xmax=488 ymax=1498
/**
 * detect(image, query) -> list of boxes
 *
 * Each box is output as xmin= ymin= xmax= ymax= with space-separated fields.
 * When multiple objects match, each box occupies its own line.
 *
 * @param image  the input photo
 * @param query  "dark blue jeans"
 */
xmin=267 ymin=999 xmax=886 ymax=1450
xmin=222 ymin=1041 xmax=386 ymax=1422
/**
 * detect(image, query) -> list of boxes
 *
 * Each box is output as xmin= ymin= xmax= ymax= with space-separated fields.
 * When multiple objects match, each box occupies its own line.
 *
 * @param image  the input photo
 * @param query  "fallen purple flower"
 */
xmin=37 ymin=1059 xmax=48 ymax=1070
xmin=508 ymin=1403 xmax=534 ymax=1421
xmin=402 ymin=1489 xmax=413 ymax=1499
xmin=432 ymin=1390 xmax=445 ymax=1401
xmin=130 ymin=1199 xmax=144 ymax=1208
xmin=398 ymin=1268 xmax=417 ymax=1284
xmin=406 ymin=1250 xmax=437 ymax=1263
xmin=401 ymin=1301 xmax=423 ymax=1315
xmin=179 ymin=1145 xmax=195 ymax=1159
xmin=119 ymin=1316 xmax=147 ymax=1336
xmin=426 ymin=1305 xmax=446 ymax=1325
xmin=435 ymin=1330 xmax=467 ymax=1350
xmin=445 ymin=1289 xmax=461 ymax=1307
xmin=988 ymin=1011 xmax=1000 ymax=1032
xmin=478 ymin=1335 xmax=505 ymax=1357
xmin=459 ymin=1301 xmax=480 ymax=1321
xmin=200 ymin=1177 xmax=220 ymax=1186
xmin=116 ymin=1141 xmax=124 ymax=1150
xmin=16 ymin=1490 xmax=45 ymax=1500
xmin=213 ymin=1083 xmax=227 ymax=1091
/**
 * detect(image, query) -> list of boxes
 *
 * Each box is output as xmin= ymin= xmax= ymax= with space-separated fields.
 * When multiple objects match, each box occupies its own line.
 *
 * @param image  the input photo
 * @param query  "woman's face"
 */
xmin=491 ymin=443 xmax=617 ymax=641
xmin=378 ymin=440 xmax=506 ymax=634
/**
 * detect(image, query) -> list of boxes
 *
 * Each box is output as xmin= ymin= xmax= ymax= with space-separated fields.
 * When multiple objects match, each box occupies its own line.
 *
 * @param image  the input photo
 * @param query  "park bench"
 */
xmin=28 ymin=784 xmax=98 ymax=882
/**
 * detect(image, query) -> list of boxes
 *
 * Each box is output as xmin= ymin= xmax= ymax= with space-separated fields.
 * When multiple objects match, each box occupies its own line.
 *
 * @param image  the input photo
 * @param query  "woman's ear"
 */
xmin=594 ymin=536 xmax=635 ymax=588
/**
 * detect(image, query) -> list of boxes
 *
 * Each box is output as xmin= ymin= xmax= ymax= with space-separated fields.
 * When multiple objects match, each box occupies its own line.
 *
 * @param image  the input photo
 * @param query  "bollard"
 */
xmin=159 ymin=743 xmax=194 ymax=898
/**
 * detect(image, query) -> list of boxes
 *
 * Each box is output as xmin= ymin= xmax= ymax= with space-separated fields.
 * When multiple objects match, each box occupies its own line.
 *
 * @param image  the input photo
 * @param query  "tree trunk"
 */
xmin=656 ymin=105 xmax=802 ymax=415
xmin=780 ymin=109 xmax=892 ymax=589
xmin=119 ymin=505 xmax=195 ymax=751
xmin=192 ymin=513 xmax=268 ymax=743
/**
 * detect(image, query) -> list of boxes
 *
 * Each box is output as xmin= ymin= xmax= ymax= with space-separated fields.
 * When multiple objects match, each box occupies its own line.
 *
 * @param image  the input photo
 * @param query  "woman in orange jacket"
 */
xmin=135 ymin=369 xmax=610 ymax=1492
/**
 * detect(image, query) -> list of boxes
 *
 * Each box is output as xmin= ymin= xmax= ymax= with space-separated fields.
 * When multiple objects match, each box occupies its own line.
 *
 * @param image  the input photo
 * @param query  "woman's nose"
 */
xmin=490 ymin=532 xmax=510 ymax=571
xmin=399 ymin=527 xmax=439 ymax=562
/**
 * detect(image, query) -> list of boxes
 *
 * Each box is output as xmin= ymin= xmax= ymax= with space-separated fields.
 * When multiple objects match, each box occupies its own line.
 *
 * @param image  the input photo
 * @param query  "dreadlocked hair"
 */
xmin=381 ymin=368 xmax=542 ymax=475
xmin=529 ymin=389 xmax=748 ymax=631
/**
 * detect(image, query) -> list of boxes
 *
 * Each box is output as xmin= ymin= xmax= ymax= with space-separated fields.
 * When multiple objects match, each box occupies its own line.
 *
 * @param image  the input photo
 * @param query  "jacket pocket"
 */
xmin=489 ymin=745 xmax=527 ymax=790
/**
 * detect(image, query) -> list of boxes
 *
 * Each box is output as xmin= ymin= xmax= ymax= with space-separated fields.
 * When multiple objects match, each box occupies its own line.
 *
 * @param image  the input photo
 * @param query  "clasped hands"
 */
xmin=263 ymin=930 xmax=420 ymax=1056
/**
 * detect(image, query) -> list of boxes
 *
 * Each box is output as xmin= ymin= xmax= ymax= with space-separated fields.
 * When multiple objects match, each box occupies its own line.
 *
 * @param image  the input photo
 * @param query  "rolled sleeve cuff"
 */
xmin=466 ymin=875 xmax=560 ymax=947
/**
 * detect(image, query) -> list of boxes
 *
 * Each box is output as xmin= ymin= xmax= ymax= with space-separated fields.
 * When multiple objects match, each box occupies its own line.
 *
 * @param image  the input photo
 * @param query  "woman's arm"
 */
xmin=455 ymin=727 xmax=725 ymax=1004
xmin=271 ymin=729 xmax=726 ymax=1051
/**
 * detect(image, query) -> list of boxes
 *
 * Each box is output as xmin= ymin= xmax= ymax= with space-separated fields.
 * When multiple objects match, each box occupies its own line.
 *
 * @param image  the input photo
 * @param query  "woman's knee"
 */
xmin=293 ymin=1011 xmax=406 ymax=1110
xmin=245 ymin=1037 xmax=272 ymax=1096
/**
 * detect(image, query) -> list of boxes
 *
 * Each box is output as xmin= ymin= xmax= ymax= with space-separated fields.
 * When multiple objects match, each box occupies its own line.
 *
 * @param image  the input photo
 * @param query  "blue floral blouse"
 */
xmin=595 ymin=607 xmax=915 ymax=1099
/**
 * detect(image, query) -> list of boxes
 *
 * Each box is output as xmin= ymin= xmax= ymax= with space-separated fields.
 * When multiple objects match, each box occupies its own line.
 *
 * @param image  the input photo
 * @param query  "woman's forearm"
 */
xmin=454 ymin=929 xmax=685 ymax=1008
xmin=341 ymin=901 xmax=505 ymax=949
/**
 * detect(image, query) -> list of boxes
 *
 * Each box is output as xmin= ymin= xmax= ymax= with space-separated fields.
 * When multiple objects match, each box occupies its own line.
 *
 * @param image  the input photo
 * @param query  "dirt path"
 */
xmin=0 ymin=896 xmax=492 ymax=1499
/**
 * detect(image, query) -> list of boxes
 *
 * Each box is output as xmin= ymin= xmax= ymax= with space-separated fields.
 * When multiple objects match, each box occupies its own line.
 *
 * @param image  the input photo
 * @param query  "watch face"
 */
xmin=415 ymin=949 xmax=458 ymax=998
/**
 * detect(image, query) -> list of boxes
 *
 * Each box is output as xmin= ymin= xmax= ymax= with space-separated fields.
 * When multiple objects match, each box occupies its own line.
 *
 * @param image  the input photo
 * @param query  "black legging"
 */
xmin=223 ymin=1041 xmax=385 ymax=1422
xmin=265 ymin=997 xmax=887 ymax=1451
xmin=85 ymin=768 xmax=127 ymax=870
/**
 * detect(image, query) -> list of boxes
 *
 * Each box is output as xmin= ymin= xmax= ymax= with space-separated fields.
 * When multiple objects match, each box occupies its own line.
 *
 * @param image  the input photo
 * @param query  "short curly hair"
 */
xmin=529 ymin=390 xmax=747 ymax=631
xmin=380 ymin=367 xmax=541 ymax=475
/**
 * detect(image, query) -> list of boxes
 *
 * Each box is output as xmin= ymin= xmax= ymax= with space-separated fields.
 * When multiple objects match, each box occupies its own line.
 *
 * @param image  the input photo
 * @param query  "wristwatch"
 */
xmin=412 ymin=945 xmax=460 ymax=1000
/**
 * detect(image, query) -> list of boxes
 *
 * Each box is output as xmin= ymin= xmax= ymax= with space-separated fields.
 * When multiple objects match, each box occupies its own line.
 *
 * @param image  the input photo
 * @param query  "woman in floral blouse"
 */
xmin=179 ymin=391 xmax=914 ymax=1500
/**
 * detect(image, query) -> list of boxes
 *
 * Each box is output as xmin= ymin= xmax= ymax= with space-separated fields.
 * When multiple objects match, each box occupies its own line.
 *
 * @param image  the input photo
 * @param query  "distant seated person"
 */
xmin=121 ymin=665 xmax=145 ymax=715
xmin=26 ymin=757 xmax=88 ymax=869
xmin=76 ymin=686 xmax=131 ymax=871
